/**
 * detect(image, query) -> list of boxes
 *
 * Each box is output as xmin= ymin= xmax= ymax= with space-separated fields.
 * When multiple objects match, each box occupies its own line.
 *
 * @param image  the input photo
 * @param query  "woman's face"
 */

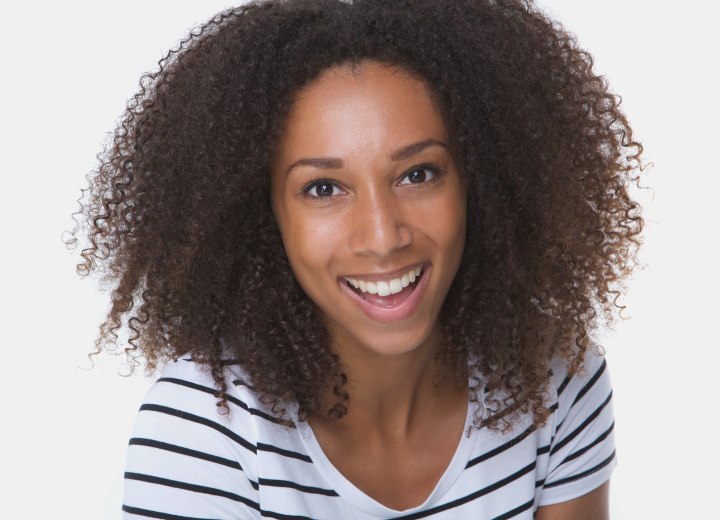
xmin=271 ymin=61 xmax=466 ymax=358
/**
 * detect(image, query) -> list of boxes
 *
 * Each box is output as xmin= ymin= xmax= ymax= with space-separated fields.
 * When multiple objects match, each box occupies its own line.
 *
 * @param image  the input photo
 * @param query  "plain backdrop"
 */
xmin=1 ymin=1 xmax=717 ymax=518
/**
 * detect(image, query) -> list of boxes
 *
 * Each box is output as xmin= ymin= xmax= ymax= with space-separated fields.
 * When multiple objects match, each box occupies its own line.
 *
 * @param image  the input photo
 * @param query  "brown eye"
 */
xmin=407 ymin=170 xmax=428 ymax=183
xmin=398 ymin=165 xmax=440 ymax=185
xmin=304 ymin=180 xmax=343 ymax=198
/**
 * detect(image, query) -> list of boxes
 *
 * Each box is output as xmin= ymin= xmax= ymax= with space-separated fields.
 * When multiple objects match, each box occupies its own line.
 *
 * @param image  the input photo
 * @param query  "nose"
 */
xmin=348 ymin=188 xmax=412 ymax=257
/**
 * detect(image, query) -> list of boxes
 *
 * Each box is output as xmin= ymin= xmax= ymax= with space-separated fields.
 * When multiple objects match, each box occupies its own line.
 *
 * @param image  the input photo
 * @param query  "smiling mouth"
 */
xmin=342 ymin=265 xmax=425 ymax=309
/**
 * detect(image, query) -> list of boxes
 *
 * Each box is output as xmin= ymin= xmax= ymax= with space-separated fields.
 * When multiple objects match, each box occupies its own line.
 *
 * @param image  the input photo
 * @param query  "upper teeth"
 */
xmin=344 ymin=266 xmax=423 ymax=297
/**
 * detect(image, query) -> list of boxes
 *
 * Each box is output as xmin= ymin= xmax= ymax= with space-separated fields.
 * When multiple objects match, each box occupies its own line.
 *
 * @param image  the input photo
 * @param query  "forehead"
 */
xmin=274 ymin=61 xmax=449 ymax=163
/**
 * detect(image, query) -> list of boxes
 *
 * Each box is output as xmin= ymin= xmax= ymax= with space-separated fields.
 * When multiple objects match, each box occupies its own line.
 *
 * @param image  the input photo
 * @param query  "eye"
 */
xmin=303 ymin=180 xmax=344 ymax=198
xmin=398 ymin=165 xmax=441 ymax=185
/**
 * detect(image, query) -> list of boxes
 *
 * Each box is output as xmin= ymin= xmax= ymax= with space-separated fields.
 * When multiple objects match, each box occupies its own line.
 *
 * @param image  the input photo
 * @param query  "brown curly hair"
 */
xmin=67 ymin=0 xmax=644 ymax=432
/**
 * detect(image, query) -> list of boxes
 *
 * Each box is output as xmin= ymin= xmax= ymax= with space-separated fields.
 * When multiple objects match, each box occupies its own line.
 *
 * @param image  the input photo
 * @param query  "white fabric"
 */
xmin=123 ymin=349 xmax=615 ymax=519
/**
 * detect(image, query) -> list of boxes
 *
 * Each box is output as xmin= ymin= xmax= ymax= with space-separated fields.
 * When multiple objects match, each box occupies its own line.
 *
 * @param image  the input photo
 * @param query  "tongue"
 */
xmin=359 ymin=283 xmax=415 ymax=308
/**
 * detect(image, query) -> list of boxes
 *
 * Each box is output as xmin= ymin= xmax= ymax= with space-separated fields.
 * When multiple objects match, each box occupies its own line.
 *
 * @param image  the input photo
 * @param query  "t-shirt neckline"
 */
xmin=293 ymin=396 xmax=477 ymax=517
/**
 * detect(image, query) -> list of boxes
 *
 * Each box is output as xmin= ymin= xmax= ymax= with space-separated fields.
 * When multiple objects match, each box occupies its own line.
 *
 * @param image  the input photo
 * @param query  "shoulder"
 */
xmin=539 ymin=346 xmax=617 ymax=507
xmin=548 ymin=346 xmax=612 ymax=419
xmin=131 ymin=356 xmax=292 ymax=454
xmin=141 ymin=355 xmax=278 ymax=423
xmin=122 ymin=356 xmax=284 ymax=519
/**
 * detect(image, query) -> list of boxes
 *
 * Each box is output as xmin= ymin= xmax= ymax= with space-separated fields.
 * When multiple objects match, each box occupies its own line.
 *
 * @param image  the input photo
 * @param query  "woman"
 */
xmin=69 ymin=0 xmax=643 ymax=517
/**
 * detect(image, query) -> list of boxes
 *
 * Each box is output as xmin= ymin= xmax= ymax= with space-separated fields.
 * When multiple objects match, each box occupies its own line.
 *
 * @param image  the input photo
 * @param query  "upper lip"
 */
xmin=340 ymin=262 xmax=427 ymax=282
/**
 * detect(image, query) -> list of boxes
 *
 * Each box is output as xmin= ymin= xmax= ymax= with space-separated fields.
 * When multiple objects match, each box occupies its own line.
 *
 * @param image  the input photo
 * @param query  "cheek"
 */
xmin=281 ymin=212 xmax=346 ymax=278
xmin=421 ymin=190 xmax=467 ymax=253
xmin=440 ymin=207 xmax=467 ymax=260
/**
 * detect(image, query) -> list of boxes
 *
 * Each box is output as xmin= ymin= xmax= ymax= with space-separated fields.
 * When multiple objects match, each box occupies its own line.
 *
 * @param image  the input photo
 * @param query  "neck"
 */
xmin=317 ymin=324 xmax=465 ymax=440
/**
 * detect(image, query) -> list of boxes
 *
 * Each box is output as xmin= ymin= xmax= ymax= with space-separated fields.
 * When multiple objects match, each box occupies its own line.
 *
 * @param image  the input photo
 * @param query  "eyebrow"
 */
xmin=284 ymin=138 xmax=449 ymax=176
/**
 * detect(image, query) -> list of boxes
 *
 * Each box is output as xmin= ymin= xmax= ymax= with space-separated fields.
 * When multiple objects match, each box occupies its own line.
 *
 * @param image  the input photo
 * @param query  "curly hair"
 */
xmin=67 ymin=0 xmax=644 ymax=432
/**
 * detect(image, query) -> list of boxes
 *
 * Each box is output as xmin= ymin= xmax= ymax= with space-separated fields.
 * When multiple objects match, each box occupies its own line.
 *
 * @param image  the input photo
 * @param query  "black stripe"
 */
xmin=544 ymin=401 xmax=563 ymax=443
xmin=544 ymin=450 xmax=616 ymax=488
xmin=140 ymin=404 xmax=311 ymax=464
xmin=394 ymin=462 xmax=536 ymax=519
xmin=571 ymin=359 xmax=607 ymax=407
xmin=492 ymin=497 xmax=535 ymax=520
xmin=466 ymin=425 xmax=535 ymax=469
xmin=536 ymin=444 xmax=551 ymax=456
xmin=465 ymin=402 xmax=557 ymax=470
xmin=121 ymin=504 xmax=216 ymax=520
xmin=139 ymin=404 xmax=257 ymax=454
xmin=550 ymin=391 xmax=612 ymax=455
xmin=258 ymin=509 xmax=314 ymax=520
xmin=559 ymin=422 xmax=615 ymax=467
xmin=553 ymin=358 xmax=606 ymax=434
xmin=535 ymin=479 xmax=545 ymax=488
xmin=257 ymin=442 xmax=313 ymax=463
xmin=157 ymin=377 xmax=293 ymax=427
xmin=556 ymin=374 xmax=572 ymax=396
xmin=129 ymin=437 xmax=241 ymax=470
xmin=259 ymin=478 xmax=338 ymax=497
xmin=128 ymin=437 xmax=259 ymax=490
xmin=124 ymin=472 xmax=260 ymax=511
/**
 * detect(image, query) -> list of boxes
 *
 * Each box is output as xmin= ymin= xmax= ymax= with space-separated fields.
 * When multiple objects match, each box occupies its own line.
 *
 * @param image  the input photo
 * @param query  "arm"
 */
xmin=535 ymin=481 xmax=609 ymax=520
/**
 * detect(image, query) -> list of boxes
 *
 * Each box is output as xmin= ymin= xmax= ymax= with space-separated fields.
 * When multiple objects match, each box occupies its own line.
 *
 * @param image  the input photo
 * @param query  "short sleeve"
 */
xmin=538 ymin=349 xmax=617 ymax=506
xmin=122 ymin=360 xmax=261 ymax=519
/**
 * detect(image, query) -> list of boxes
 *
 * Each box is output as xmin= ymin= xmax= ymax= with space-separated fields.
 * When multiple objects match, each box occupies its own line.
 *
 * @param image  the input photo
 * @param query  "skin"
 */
xmin=271 ymin=60 xmax=609 ymax=517
xmin=271 ymin=61 xmax=466 ymax=362
xmin=535 ymin=482 xmax=610 ymax=520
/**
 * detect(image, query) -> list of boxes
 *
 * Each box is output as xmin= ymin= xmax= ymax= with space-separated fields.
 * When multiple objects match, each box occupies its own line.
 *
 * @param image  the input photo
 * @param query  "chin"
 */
xmin=339 ymin=320 xmax=440 ymax=358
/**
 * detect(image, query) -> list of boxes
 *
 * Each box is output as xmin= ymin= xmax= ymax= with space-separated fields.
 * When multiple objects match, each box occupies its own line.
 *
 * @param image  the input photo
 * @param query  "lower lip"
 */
xmin=338 ymin=264 xmax=431 ymax=323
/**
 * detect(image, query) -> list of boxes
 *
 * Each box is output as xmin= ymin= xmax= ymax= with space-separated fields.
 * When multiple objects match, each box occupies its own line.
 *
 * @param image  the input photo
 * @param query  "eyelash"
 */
xmin=302 ymin=163 xmax=444 ymax=199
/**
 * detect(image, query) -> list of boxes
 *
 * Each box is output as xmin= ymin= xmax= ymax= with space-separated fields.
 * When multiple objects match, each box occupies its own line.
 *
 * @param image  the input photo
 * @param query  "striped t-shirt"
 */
xmin=122 ymin=349 xmax=616 ymax=519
